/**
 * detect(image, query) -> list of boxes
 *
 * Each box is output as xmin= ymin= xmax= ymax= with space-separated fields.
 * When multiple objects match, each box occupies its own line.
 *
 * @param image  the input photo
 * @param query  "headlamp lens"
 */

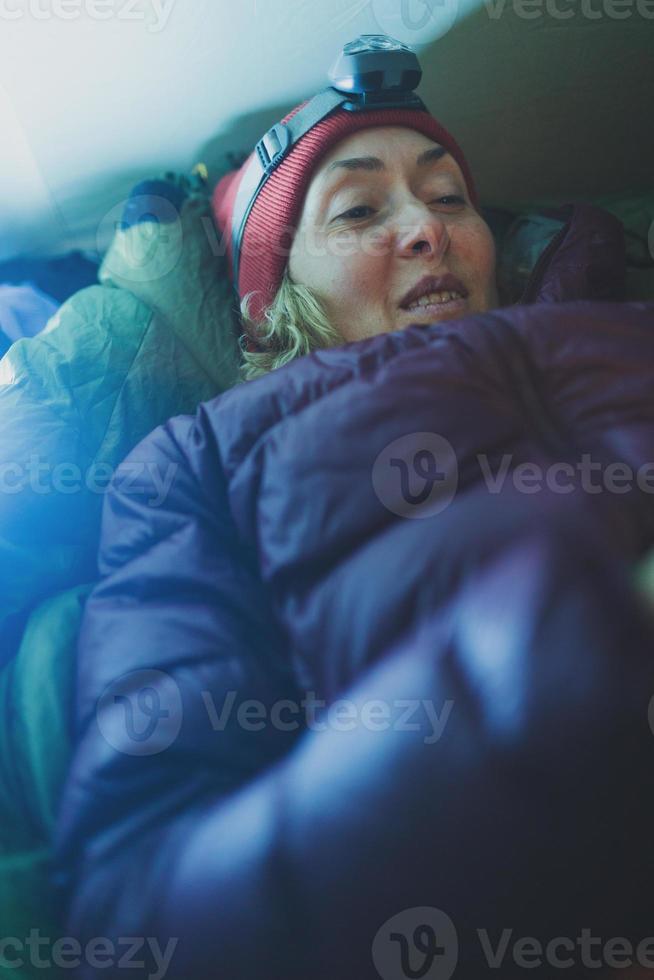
xmin=343 ymin=35 xmax=411 ymax=54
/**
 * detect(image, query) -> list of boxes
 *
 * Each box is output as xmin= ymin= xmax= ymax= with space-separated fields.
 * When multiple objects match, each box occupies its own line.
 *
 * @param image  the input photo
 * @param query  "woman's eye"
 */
xmin=336 ymin=195 xmax=466 ymax=222
xmin=339 ymin=205 xmax=375 ymax=221
xmin=433 ymin=195 xmax=466 ymax=207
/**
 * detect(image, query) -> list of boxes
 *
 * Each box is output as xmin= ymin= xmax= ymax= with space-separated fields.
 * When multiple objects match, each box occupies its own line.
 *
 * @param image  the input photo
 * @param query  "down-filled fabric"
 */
xmin=56 ymin=204 xmax=654 ymax=976
xmin=0 ymin=174 xmax=241 ymax=980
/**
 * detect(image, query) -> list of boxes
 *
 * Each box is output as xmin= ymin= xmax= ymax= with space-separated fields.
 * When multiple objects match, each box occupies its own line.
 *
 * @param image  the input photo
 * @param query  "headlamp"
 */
xmin=230 ymin=34 xmax=427 ymax=292
xmin=329 ymin=35 xmax=423 ymax=101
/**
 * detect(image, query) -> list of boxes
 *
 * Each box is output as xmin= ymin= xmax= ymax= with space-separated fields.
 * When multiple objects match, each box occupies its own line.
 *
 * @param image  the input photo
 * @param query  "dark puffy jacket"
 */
xmin=56 ymin=204 xmax=654 ymax=979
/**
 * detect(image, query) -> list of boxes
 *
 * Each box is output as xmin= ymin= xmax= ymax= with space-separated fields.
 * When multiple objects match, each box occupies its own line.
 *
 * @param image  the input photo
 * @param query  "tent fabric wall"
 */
xmin=0 ymin=0 xmax=651 ymax=262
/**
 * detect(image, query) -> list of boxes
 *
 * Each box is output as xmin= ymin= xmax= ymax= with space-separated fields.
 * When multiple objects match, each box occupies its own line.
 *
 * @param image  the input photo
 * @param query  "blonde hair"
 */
xmin=238 ymin=267 xmax=343 ymax=382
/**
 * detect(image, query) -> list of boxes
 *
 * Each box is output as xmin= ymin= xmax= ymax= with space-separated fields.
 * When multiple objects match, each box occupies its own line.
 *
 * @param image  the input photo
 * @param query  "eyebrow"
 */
xmin=324 ymin=145 xmax=449 ymax=176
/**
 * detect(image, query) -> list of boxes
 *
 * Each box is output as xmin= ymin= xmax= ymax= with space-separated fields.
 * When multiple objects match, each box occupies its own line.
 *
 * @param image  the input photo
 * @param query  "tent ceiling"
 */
xmin=0 ymin=0 xmax=651 ymax=259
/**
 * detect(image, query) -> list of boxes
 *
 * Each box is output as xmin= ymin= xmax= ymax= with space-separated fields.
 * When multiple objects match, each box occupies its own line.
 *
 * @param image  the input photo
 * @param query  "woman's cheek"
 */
xmin=325 ymin=227 xmax=362 ymax=264
xmin=329 ymin=263 xmax=370 ymax=309
xmin=328 ymin=230 xmax=381 ymax=290
xmin=361 ymin=225 xmax=393 ymax=262
xmin=455 ymin=224 xmax=497 ymax=295
xmin=476 ymin=226 xmax=499 ymax=306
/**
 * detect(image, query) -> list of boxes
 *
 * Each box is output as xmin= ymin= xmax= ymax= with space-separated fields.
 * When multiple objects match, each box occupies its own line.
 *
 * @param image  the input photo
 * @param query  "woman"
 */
xmin=220 ymin=120 xmax=499 ymax=376
xmin=55 ymin=40 xmax=654 ymax=980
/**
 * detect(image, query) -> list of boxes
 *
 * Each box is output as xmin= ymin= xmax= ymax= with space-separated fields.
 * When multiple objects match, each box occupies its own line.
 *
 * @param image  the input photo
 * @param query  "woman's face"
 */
xmin=288 ymin=126 xmax=499 ymax=342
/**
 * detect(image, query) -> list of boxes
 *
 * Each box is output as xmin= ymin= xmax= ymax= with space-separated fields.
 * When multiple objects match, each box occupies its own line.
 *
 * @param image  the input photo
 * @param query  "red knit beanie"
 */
xmin=212 ymin=100 xmax=479 ymax=328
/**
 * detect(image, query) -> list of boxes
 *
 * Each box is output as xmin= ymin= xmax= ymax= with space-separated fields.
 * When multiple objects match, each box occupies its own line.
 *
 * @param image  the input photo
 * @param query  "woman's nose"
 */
xmin=396 ymin=202 xmax=450 ymax=260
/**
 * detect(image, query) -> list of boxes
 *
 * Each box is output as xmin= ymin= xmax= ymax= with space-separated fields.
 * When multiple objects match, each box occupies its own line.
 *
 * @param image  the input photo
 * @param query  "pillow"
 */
xmin=486 ymin=190 xmax=654 ymax=305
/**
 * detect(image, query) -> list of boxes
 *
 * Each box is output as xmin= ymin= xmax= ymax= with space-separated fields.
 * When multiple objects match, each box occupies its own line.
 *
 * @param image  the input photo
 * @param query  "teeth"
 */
xmin=407 ymin=289 xmax=463 ymax=310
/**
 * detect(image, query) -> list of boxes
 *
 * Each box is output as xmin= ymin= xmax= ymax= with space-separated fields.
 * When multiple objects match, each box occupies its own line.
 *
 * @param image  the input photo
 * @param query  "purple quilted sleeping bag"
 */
xmin=55 ymin=202 xmax=654 ymax=979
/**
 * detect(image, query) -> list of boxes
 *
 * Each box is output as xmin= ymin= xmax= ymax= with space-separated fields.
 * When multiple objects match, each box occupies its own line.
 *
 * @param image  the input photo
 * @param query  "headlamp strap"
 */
xmin=230 ymin=86 xmax=348 ymax=291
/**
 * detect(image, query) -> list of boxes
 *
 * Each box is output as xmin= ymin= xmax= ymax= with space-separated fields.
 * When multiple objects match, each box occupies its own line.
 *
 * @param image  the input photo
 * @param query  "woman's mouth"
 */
xmin=401 ymin=289 xmax=468 ymax=319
